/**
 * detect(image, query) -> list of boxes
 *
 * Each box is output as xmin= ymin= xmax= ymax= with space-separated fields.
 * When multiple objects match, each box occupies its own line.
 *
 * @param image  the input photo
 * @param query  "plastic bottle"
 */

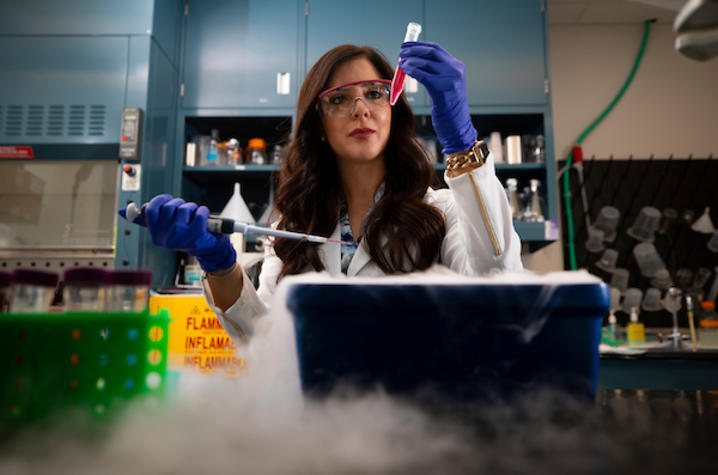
xmin=9 ymin=269 xmax=59 ymax=313
xmin=63 ymin=267 xmax=108 ymax=311
xmin=105 ymin=270 xmax=152 ymax=312
xmin=247 ymin=138 xmax=267 ymax=165
xmin=602 ymin=312 xmax=619 ymax=346
xmin=627 ymin=307 xmax=646 ymax=346
xmin=206 ymin=129 xmax=220 ymax=165
xmin=0 ymin=271 xmax=11 ymax=313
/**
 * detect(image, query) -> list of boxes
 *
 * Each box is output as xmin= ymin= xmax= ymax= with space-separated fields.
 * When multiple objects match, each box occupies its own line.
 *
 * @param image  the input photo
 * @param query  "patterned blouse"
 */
xmin=339 ymin=182 xmax=385 ymax=274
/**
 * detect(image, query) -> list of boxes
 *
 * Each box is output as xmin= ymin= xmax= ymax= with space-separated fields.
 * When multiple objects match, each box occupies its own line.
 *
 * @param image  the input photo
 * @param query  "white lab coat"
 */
xmin=202 ymin=154 xmax=523 ymax=342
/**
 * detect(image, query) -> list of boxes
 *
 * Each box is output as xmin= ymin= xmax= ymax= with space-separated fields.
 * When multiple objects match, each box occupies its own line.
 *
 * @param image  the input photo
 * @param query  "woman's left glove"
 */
xmin=399 ymin=41 xmax=477 ymax=154
xmin=119 ymin=194 xmax=236 ymax=273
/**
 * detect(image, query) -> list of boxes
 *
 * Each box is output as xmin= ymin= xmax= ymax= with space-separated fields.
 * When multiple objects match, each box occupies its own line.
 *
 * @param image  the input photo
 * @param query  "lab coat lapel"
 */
xmin=318 ymin=223 xmax=341 ymax=276
xmin=346 ymin=240 xmax=372 ymax=277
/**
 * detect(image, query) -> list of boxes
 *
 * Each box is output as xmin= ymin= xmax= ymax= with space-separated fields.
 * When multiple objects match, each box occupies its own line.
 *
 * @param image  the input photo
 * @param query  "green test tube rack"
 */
xmin=0 ymin=309 xmax=170 ymax=432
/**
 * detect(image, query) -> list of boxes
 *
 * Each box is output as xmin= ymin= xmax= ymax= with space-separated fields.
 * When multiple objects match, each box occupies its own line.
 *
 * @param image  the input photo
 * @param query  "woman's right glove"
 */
xmin=119 ymin=194 xmax=236 ymax=273
xmin=398 ymin=41 xmax=477 ymax=155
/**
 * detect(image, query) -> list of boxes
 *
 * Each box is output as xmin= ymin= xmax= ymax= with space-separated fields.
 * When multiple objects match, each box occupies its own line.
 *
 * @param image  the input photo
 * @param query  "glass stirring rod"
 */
xmin=123 ymin=202 xmax=353 ymax=245
xmin=390 ymin=22 xmax=422 ymax=106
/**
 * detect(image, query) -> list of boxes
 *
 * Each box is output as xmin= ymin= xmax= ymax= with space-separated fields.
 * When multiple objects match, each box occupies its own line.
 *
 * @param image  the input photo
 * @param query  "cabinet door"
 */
xmin=0 ymin=36 xmax=128 ymax=144
xmin=425 ymin=0 xmax=547 ymax=106
xmin=306 ymin=0 xmax=426 ymax=107
xmin=182 ymin=0 xmax=300 ymax=109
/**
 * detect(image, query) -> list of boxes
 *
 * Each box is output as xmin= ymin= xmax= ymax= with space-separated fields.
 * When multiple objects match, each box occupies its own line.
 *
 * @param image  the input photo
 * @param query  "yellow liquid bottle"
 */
xmin=627 ymin=307 xmax=645 ymax=346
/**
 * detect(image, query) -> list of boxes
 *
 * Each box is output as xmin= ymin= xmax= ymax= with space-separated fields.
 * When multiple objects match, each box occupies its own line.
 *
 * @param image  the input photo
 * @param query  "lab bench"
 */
xmin=598 ymin=328 xmax=718 ymax=390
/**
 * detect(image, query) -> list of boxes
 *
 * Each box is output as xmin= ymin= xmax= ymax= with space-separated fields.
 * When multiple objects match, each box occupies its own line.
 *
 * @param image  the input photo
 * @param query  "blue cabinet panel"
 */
xmin=425 ymin=0 xmax=547 ymax=106
xmin=306 ymin=0 xmax=426 ymax=107
xmin=182 ymin=0 xmax=300 ymax=109
xmin=0 ymin=36 xmax=128 ymax=144
xmin=0 ymin=0 xmax=154 ymax=35
xmin=152 ymin=0 xmax=184 ymax=68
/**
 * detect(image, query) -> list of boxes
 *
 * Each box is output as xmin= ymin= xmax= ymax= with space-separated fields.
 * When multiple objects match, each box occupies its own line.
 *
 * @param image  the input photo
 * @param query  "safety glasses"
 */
xmin=316 ymin=79 xmax=391 ymax=117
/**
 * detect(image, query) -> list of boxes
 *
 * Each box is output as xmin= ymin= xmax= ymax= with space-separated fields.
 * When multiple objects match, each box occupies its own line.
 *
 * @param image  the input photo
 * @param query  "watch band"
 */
xmin=445 ymin=140 xmax=490 ymax=175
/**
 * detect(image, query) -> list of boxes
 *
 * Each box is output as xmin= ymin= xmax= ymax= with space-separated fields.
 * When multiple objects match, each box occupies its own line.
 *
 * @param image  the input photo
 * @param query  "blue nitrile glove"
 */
xmin=118 ymin=194 xmax=236 ymax=273
xmin=399 ymin=41 xmax=477 ymax=154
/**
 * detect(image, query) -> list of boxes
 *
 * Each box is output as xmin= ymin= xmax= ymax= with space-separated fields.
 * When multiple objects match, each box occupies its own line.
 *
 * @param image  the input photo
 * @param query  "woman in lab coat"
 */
xmin=139 ymin=42 xmax=523 ymax=341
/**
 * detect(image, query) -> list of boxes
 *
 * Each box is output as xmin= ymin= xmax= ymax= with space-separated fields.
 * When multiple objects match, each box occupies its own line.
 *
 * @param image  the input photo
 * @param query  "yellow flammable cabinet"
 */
xmin=149 ymin=293 xmax=247 ymax=375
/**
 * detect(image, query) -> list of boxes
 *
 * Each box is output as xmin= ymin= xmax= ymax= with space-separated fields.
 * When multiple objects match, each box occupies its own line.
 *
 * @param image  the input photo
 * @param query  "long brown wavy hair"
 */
xmin=273 ymin=44 xmax=445 ymax=280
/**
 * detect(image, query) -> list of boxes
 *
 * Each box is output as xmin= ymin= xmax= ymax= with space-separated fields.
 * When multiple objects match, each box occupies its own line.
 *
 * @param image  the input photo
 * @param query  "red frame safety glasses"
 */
xmin=316 ymin=79 xmax=392 ymax=117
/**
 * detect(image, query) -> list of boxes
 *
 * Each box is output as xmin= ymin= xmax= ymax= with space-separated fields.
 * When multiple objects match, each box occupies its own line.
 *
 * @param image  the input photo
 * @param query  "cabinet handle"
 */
xmin=277 ymin=72 xmax=291 ymax=95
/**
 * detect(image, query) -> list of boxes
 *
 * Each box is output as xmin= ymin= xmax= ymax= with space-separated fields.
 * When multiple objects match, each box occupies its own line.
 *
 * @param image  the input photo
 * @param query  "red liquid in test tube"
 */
xmin=390 ymin=22 xmax=422 ymax=106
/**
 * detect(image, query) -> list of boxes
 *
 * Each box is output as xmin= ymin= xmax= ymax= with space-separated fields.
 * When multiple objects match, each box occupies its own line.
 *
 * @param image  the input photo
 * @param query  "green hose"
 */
xmin=563 ymin=19 xmax=654 ymax=270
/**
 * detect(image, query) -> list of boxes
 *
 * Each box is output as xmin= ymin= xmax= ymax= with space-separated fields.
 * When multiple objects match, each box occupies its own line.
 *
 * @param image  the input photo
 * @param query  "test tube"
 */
xmin=105 ymin=270 xmax=152 ymax=313
xmin=63 ymin=267 xmax=108 ymax=312
xmin=390 ymin=22 xmax=422 ymax=106
xmin=9 ymin=269 xmax=59 ymax=313
xmin=0 ymin=271 xmax=11 ymax=313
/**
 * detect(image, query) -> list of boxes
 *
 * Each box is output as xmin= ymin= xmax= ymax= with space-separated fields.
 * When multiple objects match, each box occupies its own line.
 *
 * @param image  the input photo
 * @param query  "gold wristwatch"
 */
xmin=445 ymin=139 xmax=490 ymax=178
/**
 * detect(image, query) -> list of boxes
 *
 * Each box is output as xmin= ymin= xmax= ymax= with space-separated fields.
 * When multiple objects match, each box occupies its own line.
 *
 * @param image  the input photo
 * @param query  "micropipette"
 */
xmin=390 ymin=22 xmax=422 ymax=106
xmin=122 ymin=202 xmax=354 ymax=246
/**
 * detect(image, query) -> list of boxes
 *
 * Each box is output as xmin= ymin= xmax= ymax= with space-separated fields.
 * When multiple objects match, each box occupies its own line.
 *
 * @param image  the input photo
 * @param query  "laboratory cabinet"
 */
xmin=305 ymin=0 xmax=427 ymax=107
xmin=180 ymin=0 xmax=303 ymax=109
xmin=175 ymin=0 xmax=558 ymax=245
xmin=424 ymin=0 xmax=548 ymax=106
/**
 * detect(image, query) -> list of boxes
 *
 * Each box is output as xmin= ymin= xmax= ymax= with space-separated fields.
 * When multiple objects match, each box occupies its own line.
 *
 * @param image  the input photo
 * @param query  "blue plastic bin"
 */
xmin=286 ymin=279 xmax=609 ymax=399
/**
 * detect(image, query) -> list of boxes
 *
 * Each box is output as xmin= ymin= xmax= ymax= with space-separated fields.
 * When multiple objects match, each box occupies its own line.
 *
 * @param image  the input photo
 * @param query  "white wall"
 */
xmin=522 ymin=23 xmax=718 ymax=272
xmin=550 ymin=23 xmax=718 ymax=160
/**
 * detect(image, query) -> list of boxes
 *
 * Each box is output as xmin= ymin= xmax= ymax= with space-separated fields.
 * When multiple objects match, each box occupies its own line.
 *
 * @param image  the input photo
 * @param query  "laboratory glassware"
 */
xmin=390 ymin=22 xmax=422 ymax=106
xmin=632 ymin=242 xmax=665 ymax=278
xmin=226 ymin=138 xmax=242 ymax=165
xmin=690 ymin=206 xmax=715 ymax=234
xmin=626 ymin=206 xmax=661 ymax=242
xmin=9 ymin=269 xmax=59 ymax=313
xmin=650 ymin=268 xmax=672 ymax=290
xmin=526 ymin=179 xmax=544 ymax=222
xmin=489 ymin=131 xmax=503 ymax=163
xmin=610 ymin=268 xmax=630 ymax=294
xmin=585 ymin=228 xmax=605 ymax=253
xmin=622 ymin=288 xmax=643 ymax=314
xmin=105 ymin=270 xmax=152 ymax=312
xmin=63 ymin=267 xmax=108 ymax=311
xmin=642 ymin=288 xmax=663 ymax=312
xmin=595 ymin=249 xmax=618 ymax=272
xmin=505 ymin=135 xmax=522 ymax=164
xmin=247 ymin=138 xmax=267 ymax=165
xmin=204 ymin=129 xmax=220 ymax=166
xmin=593 ymin=206 xmax=620 ymax=242
xmin=505 ymin=178 xmax=521 ymax=219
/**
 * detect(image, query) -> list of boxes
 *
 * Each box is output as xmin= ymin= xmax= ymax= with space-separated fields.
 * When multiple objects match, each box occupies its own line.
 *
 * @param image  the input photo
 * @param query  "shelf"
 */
xmin=184 ymin=165 xmax=279 ymax=173
xmin=186 ymin=163 xmax=547 ymax=174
